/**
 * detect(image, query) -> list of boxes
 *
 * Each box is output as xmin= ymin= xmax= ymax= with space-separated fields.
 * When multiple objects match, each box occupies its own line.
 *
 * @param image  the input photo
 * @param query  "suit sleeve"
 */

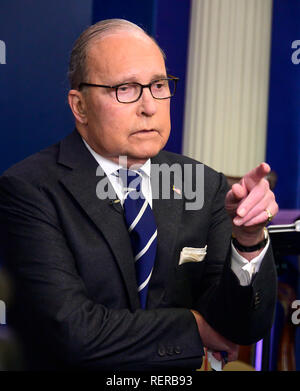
xmin=194 ymin=172 xmax=278 ymax=345
xmin=0 ymin=175 xmax=204 ymax=370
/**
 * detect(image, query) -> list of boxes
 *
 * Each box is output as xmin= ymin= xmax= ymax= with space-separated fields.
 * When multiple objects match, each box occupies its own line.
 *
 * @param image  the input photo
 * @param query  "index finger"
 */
xmin=243 ymin=162 xmax=270 ymax=191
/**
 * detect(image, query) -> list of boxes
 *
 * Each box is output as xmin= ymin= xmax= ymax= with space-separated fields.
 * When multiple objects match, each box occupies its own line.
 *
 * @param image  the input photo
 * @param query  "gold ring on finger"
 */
xmin=265 ymin=208 xmax=273 ymax=222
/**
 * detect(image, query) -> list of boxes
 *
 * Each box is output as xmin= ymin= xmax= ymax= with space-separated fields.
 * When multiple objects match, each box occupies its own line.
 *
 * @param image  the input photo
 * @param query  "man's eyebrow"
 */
xmin=112 ymin=73 xmax=168 ymax=85
xmin=150 ymin=73 xmax=168 ymax=81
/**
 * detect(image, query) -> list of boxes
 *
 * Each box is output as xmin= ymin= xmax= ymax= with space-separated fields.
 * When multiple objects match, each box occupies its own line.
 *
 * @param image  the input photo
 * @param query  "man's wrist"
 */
xmin=232 ymin=227 xmax=268 ymax=252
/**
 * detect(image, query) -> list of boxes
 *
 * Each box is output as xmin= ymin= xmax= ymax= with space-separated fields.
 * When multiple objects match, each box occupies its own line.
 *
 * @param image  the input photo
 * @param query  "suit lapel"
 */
xmin=57 ymin=130 xmax=140 ymax=310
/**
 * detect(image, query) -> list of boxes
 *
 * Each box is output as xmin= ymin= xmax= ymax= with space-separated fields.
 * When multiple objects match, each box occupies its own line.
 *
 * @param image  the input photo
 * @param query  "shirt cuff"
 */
xmin=230 ymin=238 xmax=270 ymax=286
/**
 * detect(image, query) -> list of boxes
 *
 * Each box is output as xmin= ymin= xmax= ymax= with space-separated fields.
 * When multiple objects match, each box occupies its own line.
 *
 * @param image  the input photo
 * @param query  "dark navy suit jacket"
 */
xmin=0 ymin=129 xmax=277 ymax=370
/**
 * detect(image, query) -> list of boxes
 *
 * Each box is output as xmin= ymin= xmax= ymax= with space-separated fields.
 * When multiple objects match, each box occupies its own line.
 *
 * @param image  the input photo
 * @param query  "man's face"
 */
xmin=75 ymin=32 xmax=171 ymax=166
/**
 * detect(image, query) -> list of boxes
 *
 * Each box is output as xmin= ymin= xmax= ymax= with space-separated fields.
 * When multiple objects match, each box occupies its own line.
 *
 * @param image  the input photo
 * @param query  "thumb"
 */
xmin=226 ymin=178 xmax=248 ymax=205
xmin=232 ymin=178 xmax=248 ymax=200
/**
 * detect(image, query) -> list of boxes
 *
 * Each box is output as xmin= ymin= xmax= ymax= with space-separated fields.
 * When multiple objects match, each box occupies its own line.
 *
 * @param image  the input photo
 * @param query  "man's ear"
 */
xmin=68 ymin=90 xmax=88 ymax=124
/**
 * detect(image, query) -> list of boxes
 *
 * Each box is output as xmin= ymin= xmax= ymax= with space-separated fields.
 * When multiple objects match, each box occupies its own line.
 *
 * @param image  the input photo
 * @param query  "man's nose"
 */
xmin=137 ymin=87 xmax=157 ymax=116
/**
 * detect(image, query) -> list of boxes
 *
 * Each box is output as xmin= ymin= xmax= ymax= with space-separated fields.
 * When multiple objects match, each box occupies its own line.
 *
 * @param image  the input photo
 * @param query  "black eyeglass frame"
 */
xmin=78 ymin=74 xmax=179 ymax=103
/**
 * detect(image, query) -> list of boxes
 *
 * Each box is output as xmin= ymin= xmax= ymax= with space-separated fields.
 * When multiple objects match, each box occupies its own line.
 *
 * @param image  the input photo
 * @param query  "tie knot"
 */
xmin=118 ymin=168 xmax=142 ymax=191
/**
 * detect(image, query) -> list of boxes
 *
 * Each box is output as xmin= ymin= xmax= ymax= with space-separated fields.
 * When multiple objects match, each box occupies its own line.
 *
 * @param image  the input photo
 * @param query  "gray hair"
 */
xmin=68 ymin=18 xmax=166 ymax=89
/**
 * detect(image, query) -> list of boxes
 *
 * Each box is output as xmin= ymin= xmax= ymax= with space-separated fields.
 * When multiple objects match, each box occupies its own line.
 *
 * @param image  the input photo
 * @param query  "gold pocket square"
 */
xmin=179 ymin=246 xmax=207 ymax=265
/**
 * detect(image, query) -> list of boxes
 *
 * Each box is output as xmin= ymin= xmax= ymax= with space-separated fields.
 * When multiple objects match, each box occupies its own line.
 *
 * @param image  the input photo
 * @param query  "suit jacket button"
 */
xmin=174 ymin=346 xmax=181 ymax=354
xmin=166 ymin=346 xmax=174 ymax=355
xmin=253 ymin=292 xmax=261 ymax=308
xmin=158 ymin=346 xmax=166 ymax=357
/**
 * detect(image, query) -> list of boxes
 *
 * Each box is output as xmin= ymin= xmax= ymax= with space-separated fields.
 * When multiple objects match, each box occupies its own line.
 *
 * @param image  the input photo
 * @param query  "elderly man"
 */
xmin=0 ymin=19 xmax=278 ymax=371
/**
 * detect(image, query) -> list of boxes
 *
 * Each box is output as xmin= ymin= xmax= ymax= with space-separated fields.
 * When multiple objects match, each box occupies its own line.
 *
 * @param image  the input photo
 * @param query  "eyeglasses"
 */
xmin=78 ymin=75 xmax=179 ymax=103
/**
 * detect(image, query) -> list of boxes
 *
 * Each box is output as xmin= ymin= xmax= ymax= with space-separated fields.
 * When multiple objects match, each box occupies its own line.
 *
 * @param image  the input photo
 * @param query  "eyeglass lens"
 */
xmin=117 ymin=79 xmax=176 ymax=103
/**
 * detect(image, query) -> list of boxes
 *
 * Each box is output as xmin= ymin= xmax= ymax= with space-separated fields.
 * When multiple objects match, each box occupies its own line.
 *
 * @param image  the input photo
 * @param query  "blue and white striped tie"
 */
xmin=119 ymin=169 xmax=157 ymax=309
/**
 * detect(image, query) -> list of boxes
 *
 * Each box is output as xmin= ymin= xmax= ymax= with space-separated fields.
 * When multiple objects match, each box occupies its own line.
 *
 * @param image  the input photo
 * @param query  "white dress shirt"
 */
xmin=82 ymin=138 xmax=269 ymax=286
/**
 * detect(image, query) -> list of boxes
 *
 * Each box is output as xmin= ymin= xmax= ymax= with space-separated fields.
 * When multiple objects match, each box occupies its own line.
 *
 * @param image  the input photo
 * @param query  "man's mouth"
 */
xmin=132 ymin=129 xmax=157 ymax=135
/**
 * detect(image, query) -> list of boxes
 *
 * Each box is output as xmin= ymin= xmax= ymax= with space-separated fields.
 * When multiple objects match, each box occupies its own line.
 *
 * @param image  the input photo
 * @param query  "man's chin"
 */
xmin=136 ymin=145 xmax=163 ymax=158
xmin=128 ymin=141 xmax=165 ymax=158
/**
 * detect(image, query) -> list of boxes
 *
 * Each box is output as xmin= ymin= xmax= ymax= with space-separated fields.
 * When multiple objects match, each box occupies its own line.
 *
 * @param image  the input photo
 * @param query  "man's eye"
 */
xmin=153 ymin=81 xmax=167 ymax=89
xmin=118 ymin=85 xmax=130 ymax=92
xmin=117 ymin=84 xmax=138 ymax=94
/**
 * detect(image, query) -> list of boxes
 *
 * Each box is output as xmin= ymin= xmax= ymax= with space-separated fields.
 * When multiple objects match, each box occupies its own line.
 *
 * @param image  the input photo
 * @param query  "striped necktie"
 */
xmin=119 ymin=169 xmax=157 ymax=309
